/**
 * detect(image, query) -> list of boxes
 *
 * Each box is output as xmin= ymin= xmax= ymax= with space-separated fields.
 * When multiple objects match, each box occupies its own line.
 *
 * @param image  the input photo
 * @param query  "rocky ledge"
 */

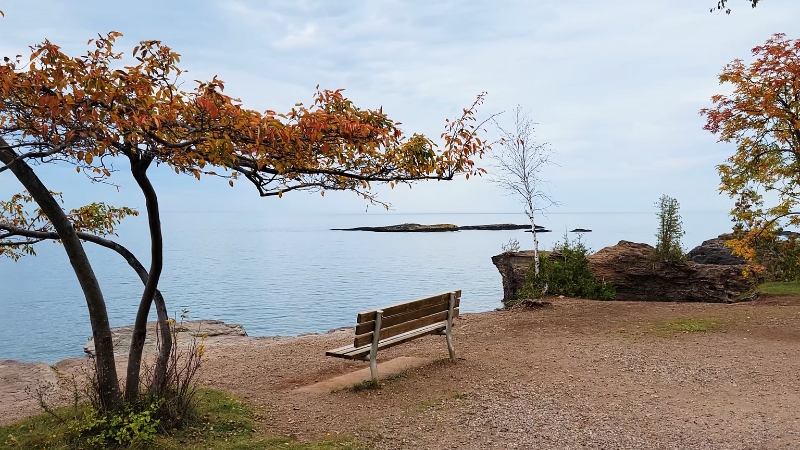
xmin=332 ymin=223 xmax=549 ymax=232
xmin=84 ymin=320 xmax=248 ymax=357
xmin=492 ymin=237 xmax=755 ymax=303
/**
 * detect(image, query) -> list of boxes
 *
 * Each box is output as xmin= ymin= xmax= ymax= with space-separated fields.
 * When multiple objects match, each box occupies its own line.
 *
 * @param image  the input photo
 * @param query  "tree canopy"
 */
xmin=700 ymin=33 xmax=800 ymax=264
xmin=0 ymin=32 xmax=492 ymax=409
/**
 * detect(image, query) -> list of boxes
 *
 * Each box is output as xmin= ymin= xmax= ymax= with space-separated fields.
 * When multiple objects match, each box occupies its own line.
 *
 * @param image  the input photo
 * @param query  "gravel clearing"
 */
xmin=3 ymin=296 xmax=800 ymax=449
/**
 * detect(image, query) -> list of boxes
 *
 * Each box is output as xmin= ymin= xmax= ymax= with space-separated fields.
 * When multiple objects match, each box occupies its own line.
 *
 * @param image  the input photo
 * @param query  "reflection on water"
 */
xmin=0 ymin=211 xmax=731 ymax=363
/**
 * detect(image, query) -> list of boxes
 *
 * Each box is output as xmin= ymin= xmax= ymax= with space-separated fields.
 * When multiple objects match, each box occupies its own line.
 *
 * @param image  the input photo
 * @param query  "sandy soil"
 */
xmin=3 ymin=296 xmax=800 ymax=449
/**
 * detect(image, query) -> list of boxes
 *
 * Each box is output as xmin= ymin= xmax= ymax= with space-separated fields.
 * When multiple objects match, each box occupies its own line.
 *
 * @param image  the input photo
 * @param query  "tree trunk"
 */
xmin=0 ymin=139 xmax=121 ymax=410
xmin=0 ymin=225 xmax=172 ymax=393
xmin=124 ymin=153 xmax=165 ymax=401
xmin=528 ymin=211 xmax=540 ymax=276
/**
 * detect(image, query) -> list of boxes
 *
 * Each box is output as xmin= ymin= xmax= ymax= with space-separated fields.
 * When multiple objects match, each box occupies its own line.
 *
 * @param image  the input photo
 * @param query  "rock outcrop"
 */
xmin=492 ymin=240 xmax=755 ymax=303
xmin=84 ymin=320 xmax=247 ymax=357
xmin=588 ymin=241 xmax=752 ymax=302
xmin=687 ymin=236 xmax=746 ymax=265
xmin=491 ymin=250 xmax=540 ymax=302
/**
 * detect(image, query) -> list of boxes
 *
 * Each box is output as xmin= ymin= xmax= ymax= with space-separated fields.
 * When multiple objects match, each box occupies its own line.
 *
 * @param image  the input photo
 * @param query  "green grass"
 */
xmin=335 ymin=371 xmax=407 ymax=393
xmin=0 ymin=389 xmax=365 ymax=450
xmin=347 ymin=380 xmax=379 ymax=392
xmin=755 ymin=281 xmax=800 ymax=296
xmin=652 ymin=317 xmax=720 ymax=333
xmin=448 ymin=391 xmax=465 ymax=400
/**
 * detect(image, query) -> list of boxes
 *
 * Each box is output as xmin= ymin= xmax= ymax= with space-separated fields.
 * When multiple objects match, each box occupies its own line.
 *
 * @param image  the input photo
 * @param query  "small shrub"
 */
xmin=653 ymin=195 xmax=686 ymax=263
xmin=66 ymin=398 xmax=162 ymax=448
xmin=513 ymin=233 xmax=615 ymax=305
xmin=349 ymin=380 xmax=379 ymax=392
xmin=754 ymin=233 xmax=800 ymax=281
xmin=25 ymin=309 xmax=206 ymax=447
xmin=501 ymin=238 xmax=521 ymax=254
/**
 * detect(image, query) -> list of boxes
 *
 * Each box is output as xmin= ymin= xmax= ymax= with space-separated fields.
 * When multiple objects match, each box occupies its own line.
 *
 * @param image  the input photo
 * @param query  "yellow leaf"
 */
xmin=228 ymin=180 xmax=234 ymax=187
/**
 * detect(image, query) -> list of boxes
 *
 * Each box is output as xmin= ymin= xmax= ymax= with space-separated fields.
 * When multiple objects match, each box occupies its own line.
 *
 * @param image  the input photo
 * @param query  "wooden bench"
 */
xmin=326 ymin=290 xmax=461 ymax=384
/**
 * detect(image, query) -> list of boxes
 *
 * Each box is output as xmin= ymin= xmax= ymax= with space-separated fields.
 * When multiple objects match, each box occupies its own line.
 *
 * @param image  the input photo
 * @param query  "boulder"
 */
xmin=491 ymin=250 xmax=539 ymax=302
xmin=687 ymin=236 xmax=745 ymax=265
xmin=84 ymin=319 xmax=247 ymax=357
xmin=492 ymin=240 xmax=755 ymax=304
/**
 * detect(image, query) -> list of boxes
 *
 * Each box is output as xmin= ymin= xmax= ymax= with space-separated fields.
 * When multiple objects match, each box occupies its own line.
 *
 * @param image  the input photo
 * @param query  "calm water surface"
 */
xmin=0 ymin=211 xmax=731 ymax=363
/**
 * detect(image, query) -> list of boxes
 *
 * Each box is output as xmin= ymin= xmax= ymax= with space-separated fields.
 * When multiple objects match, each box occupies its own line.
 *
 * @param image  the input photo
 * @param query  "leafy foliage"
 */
xmin=514 ymin=234 xmax=615 ymax=304
xmin=0 ymin=191 xmax=137 ymax=260
xmin=69 ymin=399 xmax=162 ymax=448
xmin=0 ymin=32 xmax=491 ymax=205
xmin=700 ymin=34 xmax=800 ymax=268
xmin=653 ymin=195 xmax=685 ymax=263
xmin=739 ymin=232 xmax=800 ymax=280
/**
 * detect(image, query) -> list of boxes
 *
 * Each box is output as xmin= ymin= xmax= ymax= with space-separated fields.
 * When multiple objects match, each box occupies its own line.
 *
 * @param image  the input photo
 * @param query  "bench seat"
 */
xmin=325 ymin=290 xmax=461 ymax=384
xmin=325 ymin=322 xmax=448 ymax=360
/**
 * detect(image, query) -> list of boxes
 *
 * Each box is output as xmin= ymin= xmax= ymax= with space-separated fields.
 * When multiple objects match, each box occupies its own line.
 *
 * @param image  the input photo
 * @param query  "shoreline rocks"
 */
xmin=492 ymin=239 xmax=755 ymax=303
xmin=83 ymin=320 xmax=248 ymax=357
xmin=687 ymin=236 xmax=746 ymax=265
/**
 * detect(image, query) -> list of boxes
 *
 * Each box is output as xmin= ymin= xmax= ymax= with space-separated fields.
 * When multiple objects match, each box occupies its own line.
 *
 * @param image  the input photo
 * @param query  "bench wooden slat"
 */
xmin=354 ymin=308 xmax=459 ymax=347
xmin=354 ymin=297 xmax=460 ymax=335
xmin=356 ymin=290 xmax=461 ymax=323
xmin=325 ymin=322 xmax=448 ymax=360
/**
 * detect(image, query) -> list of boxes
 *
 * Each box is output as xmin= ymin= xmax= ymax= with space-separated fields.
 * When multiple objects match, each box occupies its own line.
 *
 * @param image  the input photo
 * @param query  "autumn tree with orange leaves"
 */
xmin=701 ymin=33 xmax=800 ymax=273
xmin=0 ymin=32 xmax=492 ymax=411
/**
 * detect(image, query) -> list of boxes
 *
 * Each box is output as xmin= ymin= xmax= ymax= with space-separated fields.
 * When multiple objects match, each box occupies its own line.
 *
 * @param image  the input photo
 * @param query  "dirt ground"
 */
xmin=3 ymin=296 xmax=800 ymax=449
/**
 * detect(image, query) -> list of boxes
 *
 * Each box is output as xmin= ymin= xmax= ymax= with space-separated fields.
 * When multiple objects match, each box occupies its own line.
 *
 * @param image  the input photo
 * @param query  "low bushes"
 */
xmin=512 ymin=234 xmax=615 ymax=305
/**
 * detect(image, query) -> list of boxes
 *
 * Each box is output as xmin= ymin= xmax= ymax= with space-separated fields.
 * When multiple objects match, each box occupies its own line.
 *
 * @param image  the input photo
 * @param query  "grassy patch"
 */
xmin=386 ymin=372 xmax=404 ymax=382
xmin=448 ymin=391 xmax=465 ymax=400
xmin=755 ymin=281 xmax=800 ymax=296
xmin=0 ymin=388 xmax=365 ymax=450
xmin=418 ymin=397 xmax=442 ymax=411
xmin=348 ymin=380 xmax=379 ymax=392
xmin=652 ymin=317 xmax=721 ymax=333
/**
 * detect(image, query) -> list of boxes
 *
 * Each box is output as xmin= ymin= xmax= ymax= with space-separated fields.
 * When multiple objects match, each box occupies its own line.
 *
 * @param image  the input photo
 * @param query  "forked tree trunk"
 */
xmin=0 ymin=225 xmax=172 ymax=393
xmin=124 ymin=153 xmax=165 ymax=401
xmin=0 ymin=139 xmax=121 ymax=410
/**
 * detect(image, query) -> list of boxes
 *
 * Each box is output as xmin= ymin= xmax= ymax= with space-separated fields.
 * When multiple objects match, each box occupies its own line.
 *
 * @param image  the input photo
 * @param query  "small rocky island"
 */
xmin=332 ymin=223 xmax=552 ymax=232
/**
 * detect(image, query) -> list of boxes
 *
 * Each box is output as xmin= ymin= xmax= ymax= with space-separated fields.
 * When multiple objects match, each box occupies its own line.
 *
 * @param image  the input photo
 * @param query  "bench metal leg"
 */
xmin=369 ymin=310 xmax=383 ymax=385
xmin=446 ymin=292 xmax=456 ymax=362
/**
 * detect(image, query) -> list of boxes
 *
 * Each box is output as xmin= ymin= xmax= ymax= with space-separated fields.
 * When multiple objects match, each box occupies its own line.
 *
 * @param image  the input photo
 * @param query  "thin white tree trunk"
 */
xmin=528 ymin=210 xmax=539 ymax=276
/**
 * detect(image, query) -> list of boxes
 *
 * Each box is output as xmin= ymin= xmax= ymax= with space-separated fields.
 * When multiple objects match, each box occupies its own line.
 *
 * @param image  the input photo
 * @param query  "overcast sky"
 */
xmin=1 ymin=0 xmax=798 ymax=215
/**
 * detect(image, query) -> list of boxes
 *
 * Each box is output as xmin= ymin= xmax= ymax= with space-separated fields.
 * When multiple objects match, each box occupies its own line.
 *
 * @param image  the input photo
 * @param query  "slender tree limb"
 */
xmin=0 ymin=138 xmax=121 ymax=410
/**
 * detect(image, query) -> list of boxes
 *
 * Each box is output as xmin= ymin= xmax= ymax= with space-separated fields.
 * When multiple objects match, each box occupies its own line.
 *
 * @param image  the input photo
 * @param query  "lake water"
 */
xmin=0 ymin=211 xmax=732 ymax=363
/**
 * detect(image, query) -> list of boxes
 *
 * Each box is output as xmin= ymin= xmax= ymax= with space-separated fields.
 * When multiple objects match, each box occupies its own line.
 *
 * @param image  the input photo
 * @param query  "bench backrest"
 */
xmin=353 ymin=290 xmax=461 ymax=348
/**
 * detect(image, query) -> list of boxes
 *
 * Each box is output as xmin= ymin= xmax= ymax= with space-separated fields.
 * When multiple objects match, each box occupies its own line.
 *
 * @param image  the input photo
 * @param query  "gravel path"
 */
xmin=3 ymin=297 xmax=800 ymax=449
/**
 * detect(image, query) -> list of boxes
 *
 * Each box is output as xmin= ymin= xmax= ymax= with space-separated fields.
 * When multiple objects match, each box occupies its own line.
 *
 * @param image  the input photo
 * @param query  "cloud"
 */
xmin=1 ymin=0 xmax=799 ymax=214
